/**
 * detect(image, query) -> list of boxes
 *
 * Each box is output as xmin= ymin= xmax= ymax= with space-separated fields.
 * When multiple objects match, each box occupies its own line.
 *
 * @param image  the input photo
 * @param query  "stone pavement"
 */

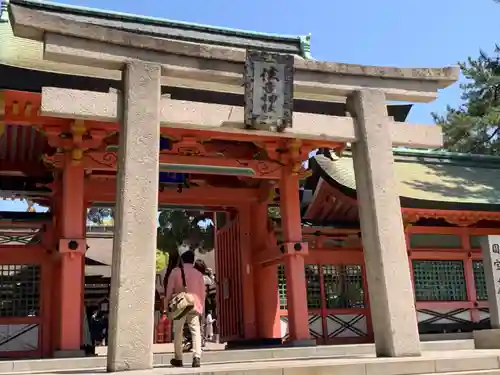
xmin=0 ymin=340 xmax=480 ymax=374
xmin=94 ymin=343 xmax=227 ymax=356
xmin=3 ymin=348 xmax=500 ymax=375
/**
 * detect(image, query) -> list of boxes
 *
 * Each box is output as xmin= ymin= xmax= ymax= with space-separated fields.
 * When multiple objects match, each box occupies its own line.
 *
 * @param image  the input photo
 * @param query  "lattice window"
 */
xmin=412 ymin=260 xmax=467 ymax=301
xmin=473 ymin=260 xmax=488 ymax=301
xmin=277 ymin=264 xmax=287 ymax=310
xmin=323 ymin=264 xmax=364 ymax=309
xmin=305 ymin=264 xmax=321 ymax=309
xmin=0 ymin=264 xmax=40 ymax=317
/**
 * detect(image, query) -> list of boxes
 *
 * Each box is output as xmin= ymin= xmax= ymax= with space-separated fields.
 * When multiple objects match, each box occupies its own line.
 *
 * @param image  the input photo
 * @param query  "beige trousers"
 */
xmin=173 ymin=312 xmax=201 ymax=360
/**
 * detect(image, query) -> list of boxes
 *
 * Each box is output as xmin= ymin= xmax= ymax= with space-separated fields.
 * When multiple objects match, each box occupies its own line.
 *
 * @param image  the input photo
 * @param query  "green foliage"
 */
xmin=87 ymin=208 xmax=113 ymax=224
xmin=156 ymin=209 xmax=214 ymax=256
xmin=433 ymin=48 xmax=500 ymax=154
xmin=268 ymin=206 xmax=280 ymax=219
xmin=86 ymin=208 xmax=215 ymax=261
xmin=155 ymin=249 xmax=168 ymax=272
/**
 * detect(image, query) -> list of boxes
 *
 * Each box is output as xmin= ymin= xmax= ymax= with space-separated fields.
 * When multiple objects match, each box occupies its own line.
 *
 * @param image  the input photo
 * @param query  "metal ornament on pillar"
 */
xmin=244 ymin=50 xmax=294 ymax=132
xmin=58 ymin=238 xmax=86 ymax=254
xmin=280 ymin=241 xmax=308 ymax=255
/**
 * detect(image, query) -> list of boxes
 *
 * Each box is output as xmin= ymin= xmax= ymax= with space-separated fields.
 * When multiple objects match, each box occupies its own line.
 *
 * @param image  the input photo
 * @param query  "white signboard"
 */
xmin=480 ymin=236 xmax=500 ymax=328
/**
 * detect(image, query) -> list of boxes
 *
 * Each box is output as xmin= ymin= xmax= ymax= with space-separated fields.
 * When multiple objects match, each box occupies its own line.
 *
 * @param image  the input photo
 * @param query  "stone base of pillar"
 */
xmin=283 ymin=339 xmax=317 ymax=347
xmin=226 ymin=338 xmax=316 ymax=349
xmin=53 ymin=349 xmax=86 ymax=358
xmin=473 ymin=329 xmax=500 ymax=349
xmin=226 ymin=338 xmax=282 ymax=349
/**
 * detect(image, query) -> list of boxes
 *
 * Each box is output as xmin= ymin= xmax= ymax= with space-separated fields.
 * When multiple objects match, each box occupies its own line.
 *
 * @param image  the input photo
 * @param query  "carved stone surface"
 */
xmin=244 ymin=50 xmax=293 ymax=132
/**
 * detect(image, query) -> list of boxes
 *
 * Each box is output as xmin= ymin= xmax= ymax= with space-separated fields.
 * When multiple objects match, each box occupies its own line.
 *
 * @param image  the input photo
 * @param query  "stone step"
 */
xmin=0 ymin=340 xmax=475 ymax=374
xmin=3 ymin=349 xmax=500 ymax=375
xmin=153 ymin=351 xmax=500 ymax=375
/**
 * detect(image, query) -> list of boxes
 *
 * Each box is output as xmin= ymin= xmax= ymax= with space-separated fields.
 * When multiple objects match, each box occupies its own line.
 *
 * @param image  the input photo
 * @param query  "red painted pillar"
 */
xmin=56 ymin=153 xmax=86 ymax=353
xmin=252 ymin=203 xmax=281 ymax=338
xmin=279 ymin=171 xmax=310 ymax=342
xmin=49 ymin=193 xmax=62 ymax=354
xmin=238 ymin=205 xmax=257 ymax=339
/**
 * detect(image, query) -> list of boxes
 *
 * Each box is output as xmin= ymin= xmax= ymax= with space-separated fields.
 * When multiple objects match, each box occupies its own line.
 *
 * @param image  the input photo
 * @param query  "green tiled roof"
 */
xmin=0 ymin=0 xmax=311 ymax=83
xmin=312 ymin=149 xmax=500 ymax=208
xmin=2 ymin=0 xmax=311 ymax=57
xmin=0 ymin=0 xmax=117 ymax=78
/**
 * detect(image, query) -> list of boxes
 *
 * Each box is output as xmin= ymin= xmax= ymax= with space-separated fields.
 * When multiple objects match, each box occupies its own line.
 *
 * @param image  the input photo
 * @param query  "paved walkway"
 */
xmin=6 ymin=349 xmax=500 ymax=375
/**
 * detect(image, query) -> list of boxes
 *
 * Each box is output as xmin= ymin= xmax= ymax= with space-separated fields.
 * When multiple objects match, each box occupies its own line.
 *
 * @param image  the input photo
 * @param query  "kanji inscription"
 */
xmin=244 ymin=50 xmax=294 ymax=132
xmin=480 ymin=236 xmax=500 ymax=328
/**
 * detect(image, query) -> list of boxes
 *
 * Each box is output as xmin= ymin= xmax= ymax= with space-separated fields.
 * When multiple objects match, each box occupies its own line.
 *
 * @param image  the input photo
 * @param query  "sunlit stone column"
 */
xmin=349 ymin=89 xmax=421 ymax=357
xmin=107 ymin=61 xmax=161 ymax=372
xmin=474 ymin=236 xmax=500 ymax=348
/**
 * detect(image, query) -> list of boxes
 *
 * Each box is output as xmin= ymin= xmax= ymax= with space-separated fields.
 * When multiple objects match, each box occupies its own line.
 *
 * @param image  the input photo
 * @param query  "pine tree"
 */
xmin=434 ymin=48 xmax=500 ymax=154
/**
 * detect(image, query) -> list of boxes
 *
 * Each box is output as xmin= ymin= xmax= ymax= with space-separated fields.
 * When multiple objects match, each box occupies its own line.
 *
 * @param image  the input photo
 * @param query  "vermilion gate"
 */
xmin=215 ymin=215 xmax=244 ymax=342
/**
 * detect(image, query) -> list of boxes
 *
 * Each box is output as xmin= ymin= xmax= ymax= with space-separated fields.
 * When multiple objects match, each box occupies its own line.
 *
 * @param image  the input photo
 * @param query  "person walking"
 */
xmin=166 ymin=243 xmax=206 ymax=368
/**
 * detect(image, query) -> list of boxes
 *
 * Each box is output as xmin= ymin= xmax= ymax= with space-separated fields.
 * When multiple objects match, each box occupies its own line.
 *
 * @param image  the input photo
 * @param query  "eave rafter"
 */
xmin=402 ymin=208 xmax=500 ymax=227
xmin=306 ymin=179 xmax=500 ymax=227
xmin=304 ymin=178 xmax=357 ymax=221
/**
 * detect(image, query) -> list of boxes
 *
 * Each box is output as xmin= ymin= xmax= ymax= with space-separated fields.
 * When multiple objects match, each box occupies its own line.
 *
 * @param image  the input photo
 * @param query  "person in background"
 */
xmin=193 ymin=259 xmax=212 ymax=348
xmin=166 ymin=244 xmax=206 ymax=368
xmin=205 ymin=310 xmax=215 ymax=342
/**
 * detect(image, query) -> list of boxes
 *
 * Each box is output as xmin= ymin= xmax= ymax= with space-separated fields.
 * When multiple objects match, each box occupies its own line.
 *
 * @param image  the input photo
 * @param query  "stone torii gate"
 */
xmin=6 ymin=0 xmax=458 ymax=371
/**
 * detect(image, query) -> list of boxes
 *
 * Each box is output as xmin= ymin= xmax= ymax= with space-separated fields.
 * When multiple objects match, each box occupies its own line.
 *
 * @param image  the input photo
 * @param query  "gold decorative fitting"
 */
xmin=403 ymin=220 xmax=413 ymax=230
xmin=291 ymin=163 xmax=302 ymax=175
xmin=24 ymin=103 xmax=33 ymax=116
xmin=289 ymin=139 xmax=302 ymax=154
xmin=71 ymin=120 xmax=86 ymax=136
xmin=298 ymin=169 xmax=312 ymax=180
xmin=72 ymin=148 xmax=83 ymax=163
xmin=268 ymin=188 xmax=276 ymax=202
xmin=0 ymin=91 xmax=4 ymax=119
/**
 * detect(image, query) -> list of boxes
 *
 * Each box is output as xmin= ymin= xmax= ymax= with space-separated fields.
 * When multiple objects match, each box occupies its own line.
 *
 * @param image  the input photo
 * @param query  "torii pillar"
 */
xmin=106 ymin=62 xmax=161 ymax=371
xmin=348 ymin=89 xmax=420 ymax=357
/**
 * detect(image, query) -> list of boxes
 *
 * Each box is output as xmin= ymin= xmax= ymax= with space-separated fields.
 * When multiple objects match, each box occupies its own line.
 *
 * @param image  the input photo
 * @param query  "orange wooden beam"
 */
xmin=74 ymin=151 xmax=282 ymax=179
xmin=1 ymin=90 xmax=69 ymax=127
xmin=1 ymin=90 xmax=344 ymax=150
xmin=84 ymin=179 xmax=259 ymax=205
xmin=403 ymin=207 xmax=500 ymax=227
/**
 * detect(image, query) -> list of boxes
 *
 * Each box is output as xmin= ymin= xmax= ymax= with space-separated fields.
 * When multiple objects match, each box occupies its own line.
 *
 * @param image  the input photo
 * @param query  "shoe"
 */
xmin=192 ymin=357 xmax=201 ymax=368
xmin=170 ymin=359 xmax=183 ymax=367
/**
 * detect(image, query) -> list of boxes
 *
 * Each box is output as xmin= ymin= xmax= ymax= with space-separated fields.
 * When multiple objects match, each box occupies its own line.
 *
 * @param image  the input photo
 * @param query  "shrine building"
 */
xmin=4 ymin=0 xmax=499 ymax=372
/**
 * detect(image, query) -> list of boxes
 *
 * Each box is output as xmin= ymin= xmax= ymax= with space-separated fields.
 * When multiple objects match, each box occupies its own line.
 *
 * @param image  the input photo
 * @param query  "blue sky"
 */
xmin=2 ymin=0 xmax=499 ymax=211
